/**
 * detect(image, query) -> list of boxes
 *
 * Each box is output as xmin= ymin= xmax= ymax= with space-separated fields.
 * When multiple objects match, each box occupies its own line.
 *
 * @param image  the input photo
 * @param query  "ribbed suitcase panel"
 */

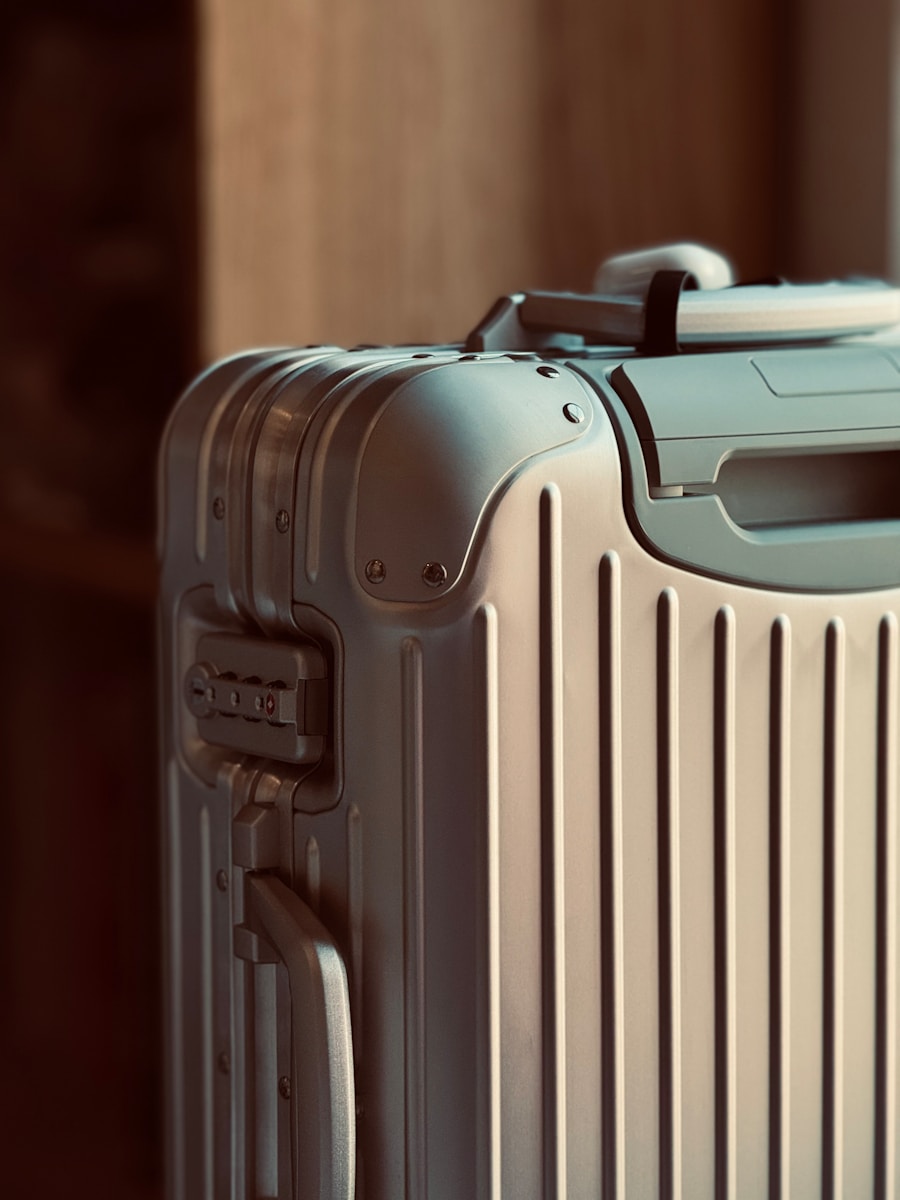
xmin=164 ymin=776 xmax=235 ymax=1200
xmin=476 ymin=603 xmax=502 ymax=1200
xmin=599 ymin=552 xmax=627 ymax=1200
xmin=401 ymin=636 xmax=428 ymax=1200
xmin=876 ymin=615 xmax=899 ymax=1200
xmin=513 ymin=430 xmax=900 ymax=1199
xmin=163 ymin=350 xmax=900 ymax=1200
xmin=614 ymin=568 xmax=684 ymax=1200
xmin=656 ymin=587 xmax=683 ymax=1200
xmin=839 ymin=613 xmax=880 ymax=1199
xmin=568 ymin=541 xmax=899 ymax=1200
xmin=713 ymin=605 xmax=739 ymax=1200
xmin=769 ymin=616 xmax=792 ymax=1200
xmin=487 ymin=478 xmax=560 ymax=1200
xmin=822 ymin=619 xmax=847 ymax=1200
xmin=540 ymin=484 xmax=568 ymax=1200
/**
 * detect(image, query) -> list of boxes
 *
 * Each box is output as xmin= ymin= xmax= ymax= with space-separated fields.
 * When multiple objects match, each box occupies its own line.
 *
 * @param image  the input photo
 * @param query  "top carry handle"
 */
xmin=467 ymin=245 xmax=900 ymax=353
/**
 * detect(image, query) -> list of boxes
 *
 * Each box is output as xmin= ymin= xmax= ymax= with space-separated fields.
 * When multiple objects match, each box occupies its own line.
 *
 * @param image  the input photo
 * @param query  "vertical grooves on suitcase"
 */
xmin=599 ymin=551 xmax=625 ymax=1199
xmin=347 ymin=804 xmax=364 ymax=1063
xmin=401 ymin=638 xmax=427 ymax=1200
xmin=199 ymin=804 xmax=215 ymax=1200
xmin=225 ymin=361 xmax=302 ymax=615
xmin=230 ymin=376 xmax=282 ymax=615
xmin=347 ymin=804 xmax=365 ymax=1199
xmin=823 ymin=619 xmax=846 ymax=1200
xmin=769 ymin=616 xmax=792 ymax=1200
xmin=167 ymin=765 xmax=186 ymax=1200
xmin=194 ymin=357 xmax=284 ymax=563
xmin=657 ymin=588 xmax=682 ymax=1200
xmin=713 ymin=606 xmax=737 ymax=1200
xmin=876 ymin=614 xmax=898 ymax=1200
xmin=540 ymin=485 xmax=567 ymax=1200
xmin=476 ymin=603 xmax=502 ymax=1200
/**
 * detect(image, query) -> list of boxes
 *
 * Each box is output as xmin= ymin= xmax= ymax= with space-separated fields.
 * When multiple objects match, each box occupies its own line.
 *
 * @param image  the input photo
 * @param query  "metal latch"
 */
xmin=184 ymin=632 xmax=327 ymax=765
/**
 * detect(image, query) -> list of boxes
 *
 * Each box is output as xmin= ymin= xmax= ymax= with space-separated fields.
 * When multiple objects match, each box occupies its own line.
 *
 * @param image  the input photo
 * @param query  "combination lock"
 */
xmin=184 ymin=632 xmax=328 ymax=765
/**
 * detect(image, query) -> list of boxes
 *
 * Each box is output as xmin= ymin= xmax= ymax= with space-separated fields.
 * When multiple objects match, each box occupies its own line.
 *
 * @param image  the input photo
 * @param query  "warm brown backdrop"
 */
xmin=197 ymin=0 xmax=779 ymax=355
xmin=0 ymin=0 xmax=804 ymax=1194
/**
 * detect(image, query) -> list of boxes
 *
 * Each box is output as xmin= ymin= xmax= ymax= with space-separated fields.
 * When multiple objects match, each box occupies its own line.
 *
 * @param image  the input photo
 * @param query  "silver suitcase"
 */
xmin=159 ymin=247 xmax=900 ymax=1199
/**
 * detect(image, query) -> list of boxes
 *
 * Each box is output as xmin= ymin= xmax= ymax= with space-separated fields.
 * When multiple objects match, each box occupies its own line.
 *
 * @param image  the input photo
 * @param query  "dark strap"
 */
xmin=641 ymin=269 xmax=698 ymax=355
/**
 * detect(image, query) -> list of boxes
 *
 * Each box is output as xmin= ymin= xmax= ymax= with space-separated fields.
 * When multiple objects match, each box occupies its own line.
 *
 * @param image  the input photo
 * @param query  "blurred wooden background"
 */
xmin=2 ymin=0 xmax=881 ymax=1194
xmin=197 ymin=0 xmax=779 ymax=354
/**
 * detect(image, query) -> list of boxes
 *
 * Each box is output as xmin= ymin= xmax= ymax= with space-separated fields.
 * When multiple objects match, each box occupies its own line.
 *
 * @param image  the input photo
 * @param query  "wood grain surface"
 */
xmin=781 ymin=0 xmax=896 ymax=281
xmin=198 ymin=0 xmax=778 ymax=355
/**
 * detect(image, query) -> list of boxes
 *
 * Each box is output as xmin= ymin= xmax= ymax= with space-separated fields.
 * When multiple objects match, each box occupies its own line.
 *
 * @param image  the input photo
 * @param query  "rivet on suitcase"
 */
xmin=158 ymin=245 xmax=900 ymax=1198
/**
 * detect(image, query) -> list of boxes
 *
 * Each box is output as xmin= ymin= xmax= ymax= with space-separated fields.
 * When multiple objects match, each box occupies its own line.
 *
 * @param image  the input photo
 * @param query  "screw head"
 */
xmin=458 ymin=353 xmax=481 ymax=361
xmin=184 ymin=665 xmax=214 ymax=716
xmin=230 ymin=689 xmax=240 ymax=707
xmin=563 ymin=402 xmax=585 ymax=424
xmin=275 ymin=509 xmax=290 ymax=533
xmin=217 ymin=1051 xmax=230 ymax=1075
xmin=537 ymin=365 xmax=560 ymax=379
xmin=278 ymin=1076 xmax=292 ymax=1100
xmin=365 ymin=559 xmax=386 ymax=584
xmin=212 ymin=496 xmax=226 ymax=520
xmin=186 ymin=676 xmax=207 ymax=711
xmin=412 ymin=352 xmax=434 ymax=359
xmin=216 ymin=869 xmax=229 ymax=892
xmin=422 ymin=561 xmax=448 ymax=588
xmin=265 ymin=692 xmax=276 ymax=717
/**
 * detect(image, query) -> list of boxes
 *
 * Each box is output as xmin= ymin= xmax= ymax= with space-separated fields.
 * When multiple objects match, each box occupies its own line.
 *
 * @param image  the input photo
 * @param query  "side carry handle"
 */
xmin=247 ymin=875 xmax=356 ymax=1200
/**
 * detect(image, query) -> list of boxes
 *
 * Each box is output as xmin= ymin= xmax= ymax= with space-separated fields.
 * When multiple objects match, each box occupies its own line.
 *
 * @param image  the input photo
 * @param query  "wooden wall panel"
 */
xmin=782 ymin=0 xmax=897 ymax=280
xmin=540 ymin=0 xmax=779 ymax=288
xmin=198 ymin=0 xmax=546 ymax=351
xmin=198 ymin=0 xmax=778 ymax=356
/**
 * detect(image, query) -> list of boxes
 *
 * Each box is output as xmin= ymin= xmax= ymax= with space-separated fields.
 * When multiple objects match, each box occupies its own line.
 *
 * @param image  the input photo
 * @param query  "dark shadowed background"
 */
xmin=0 ymin=0 xmax=891 ymax=1193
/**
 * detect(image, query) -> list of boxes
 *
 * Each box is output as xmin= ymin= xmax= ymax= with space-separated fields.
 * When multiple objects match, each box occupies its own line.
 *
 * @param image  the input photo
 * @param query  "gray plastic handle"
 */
xmin=248 ymin=875 xmax=356 ymax=1200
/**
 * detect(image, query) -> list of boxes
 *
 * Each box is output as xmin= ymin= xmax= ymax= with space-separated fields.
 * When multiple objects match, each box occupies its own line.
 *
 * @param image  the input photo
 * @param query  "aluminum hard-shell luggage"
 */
xmin=159 ymin=246 xmax=900 ymax=1199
